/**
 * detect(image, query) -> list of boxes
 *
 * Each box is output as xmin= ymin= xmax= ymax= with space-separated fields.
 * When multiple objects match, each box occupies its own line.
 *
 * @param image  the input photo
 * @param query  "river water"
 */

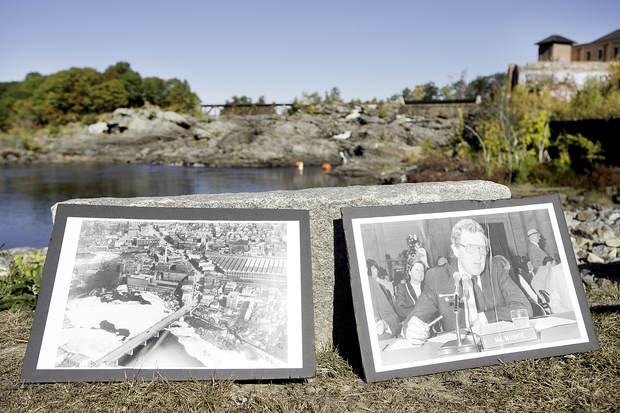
xmin=0 ymin=163 xmax=348 ymax=248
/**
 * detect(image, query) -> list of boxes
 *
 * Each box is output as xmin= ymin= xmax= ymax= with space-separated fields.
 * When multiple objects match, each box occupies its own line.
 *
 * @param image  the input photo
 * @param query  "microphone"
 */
xmin=451 ymin=272 xmax=463 ymax=345
xmin=452 ymin=272 xmax=461 ymax=312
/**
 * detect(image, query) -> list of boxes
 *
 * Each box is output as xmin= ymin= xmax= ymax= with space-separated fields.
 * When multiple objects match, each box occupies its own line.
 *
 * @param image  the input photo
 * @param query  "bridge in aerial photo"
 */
xmin=92 ymin=304 xmax=192 ymax=367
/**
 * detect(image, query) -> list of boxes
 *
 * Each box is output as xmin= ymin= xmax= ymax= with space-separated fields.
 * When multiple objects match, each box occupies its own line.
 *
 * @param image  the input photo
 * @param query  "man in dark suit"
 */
xmin=402 ymin=218 xmax=532 ymax=340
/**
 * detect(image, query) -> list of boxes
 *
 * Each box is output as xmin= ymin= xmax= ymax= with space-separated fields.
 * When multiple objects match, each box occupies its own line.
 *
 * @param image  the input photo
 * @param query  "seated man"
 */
xmin=402 ymin=219 xmax=532 ymax=340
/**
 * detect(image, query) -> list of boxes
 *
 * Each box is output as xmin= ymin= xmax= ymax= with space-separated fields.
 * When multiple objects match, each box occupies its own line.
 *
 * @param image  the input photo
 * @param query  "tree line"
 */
xmin=397 ymin=72 xmax=507 ymax=101
xmin=0 ymin=62 xmax=200 ymax=132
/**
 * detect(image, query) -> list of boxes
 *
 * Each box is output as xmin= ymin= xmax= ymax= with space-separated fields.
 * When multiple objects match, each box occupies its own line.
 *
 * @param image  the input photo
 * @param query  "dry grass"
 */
xmin=1 ymin=286 xmax=619 ymax=413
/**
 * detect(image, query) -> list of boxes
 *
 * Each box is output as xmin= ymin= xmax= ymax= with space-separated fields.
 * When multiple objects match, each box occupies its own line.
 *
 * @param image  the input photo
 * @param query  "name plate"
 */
xmin=478 ymin=327 xmax=538 ymax=349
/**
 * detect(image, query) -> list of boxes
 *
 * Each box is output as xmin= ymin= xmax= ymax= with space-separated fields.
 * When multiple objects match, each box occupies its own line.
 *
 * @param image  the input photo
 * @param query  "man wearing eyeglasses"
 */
xmin=402 ymin=218 xmax=532 ymax=340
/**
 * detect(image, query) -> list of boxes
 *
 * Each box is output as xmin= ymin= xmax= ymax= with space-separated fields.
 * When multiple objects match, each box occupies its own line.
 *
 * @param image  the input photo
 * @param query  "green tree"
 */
xmin=103 ymin=61 xmax=143 ymax=107
xmin=324 ymin=87 xmax=342 ymax=103
xmin=0 ymin=82 xmax=22 ymax=131
xmin=1 ymin=63 xmax=202 ymax=130
xmin=142 ymin=76 xmax=167 ymax=106
xmin=222 ymin=95 xmax=275 ymax=115
xmin=0 ymin=73 xmax=46 ymax=131
xmin=402 ymin=85 xmax=425 ymax=100
xmin=23 ymin=67 xmax=104 ymax=124
xmin=440 ymin=85 xmax=453 ymax=100
xmin=160 ymin=78 xmax=200 ymax=114
xmin=422 ymin=82 xmax=439 ymax=100
xmin=449 ymin=78 xmax=467 ymax=99
xmin=411 ymin=85 xmax=424 ymax=100
xmin=86 ymin=78 xmax=129 ymax=112
xmin=466 ymin=73 xmax=506 ymax=100
xmin=402 ymin=87 xmax=413 ymax=101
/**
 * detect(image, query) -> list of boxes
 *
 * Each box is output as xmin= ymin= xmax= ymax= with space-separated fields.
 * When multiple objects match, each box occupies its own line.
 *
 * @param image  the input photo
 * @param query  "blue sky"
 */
xmin=1 ymin=0 xmax=619 ymax=103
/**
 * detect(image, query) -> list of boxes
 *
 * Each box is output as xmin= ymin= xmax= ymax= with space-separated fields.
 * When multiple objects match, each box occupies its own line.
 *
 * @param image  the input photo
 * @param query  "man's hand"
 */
xmin=375 ymin=319 xmax=392 ymax=336
xmin=402 ymin=316 xmax=431 ymax=341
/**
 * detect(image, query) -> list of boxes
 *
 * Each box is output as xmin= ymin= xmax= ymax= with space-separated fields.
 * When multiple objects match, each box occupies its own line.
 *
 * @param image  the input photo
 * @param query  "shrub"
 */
xmin=287 ymin=99 xmax=301 ymax=115
xmin=0 ymin=250 xmax=45 ymax=311
xmin=575 ymin=164 xmax=620 ymax=192
xmin=377 ymin=104 xmax=390 ymax=119
xmin=513 ymin=155 xmax=539 ymax=184
xmin=405 ymin=155 xmax=509 ymax=184
xmin=81 ymin=113 xmax=99 ymax=125
xmin=221 ymin=95 xmax=275 ymax=116
xmin=554 ymin=133 xmax=604 ymax=173
xmin=552 ymin=60 xmax=620 ymax=120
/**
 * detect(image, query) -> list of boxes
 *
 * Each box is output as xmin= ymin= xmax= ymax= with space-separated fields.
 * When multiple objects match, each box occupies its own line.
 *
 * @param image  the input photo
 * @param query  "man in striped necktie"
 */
xmin=402 ymin=218 xmax=532 ymax=340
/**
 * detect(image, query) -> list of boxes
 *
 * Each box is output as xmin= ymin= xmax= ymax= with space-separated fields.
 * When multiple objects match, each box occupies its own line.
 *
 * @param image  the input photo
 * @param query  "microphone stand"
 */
xmin=454 ymin=290 xmax=462 ymax=346
xmin=462 ymin=278 xmax=483 ymax=351
xmin=439 ymin=277 xmax=478 ymax=355
xmin=462 ymin=279 xmax=471 ymax=336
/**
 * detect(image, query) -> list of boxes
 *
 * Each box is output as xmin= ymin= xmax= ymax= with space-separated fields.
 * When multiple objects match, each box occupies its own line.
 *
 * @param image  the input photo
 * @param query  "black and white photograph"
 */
xmin=343 ymin=195 xmax=599 ymax=382
xmin=22 ymin=205 xmax=314 ymax=382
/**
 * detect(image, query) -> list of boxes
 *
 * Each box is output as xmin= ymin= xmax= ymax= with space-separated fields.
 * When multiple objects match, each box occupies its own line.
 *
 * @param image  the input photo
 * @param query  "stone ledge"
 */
xmin=52 ymin=180 xmax=511 ymax=349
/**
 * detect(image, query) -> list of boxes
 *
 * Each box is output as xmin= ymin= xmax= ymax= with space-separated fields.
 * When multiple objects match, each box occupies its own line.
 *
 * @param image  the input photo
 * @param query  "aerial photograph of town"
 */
xmin=46 ymin=218 xmax=293 ymax=370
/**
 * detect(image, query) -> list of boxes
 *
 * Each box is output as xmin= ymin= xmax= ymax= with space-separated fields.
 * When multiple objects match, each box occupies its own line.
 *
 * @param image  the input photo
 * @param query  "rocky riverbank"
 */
xmin=0 ymin=102 xmax=461 ymax=182
xmin=563 ymin=202 xmax=620 ymax=287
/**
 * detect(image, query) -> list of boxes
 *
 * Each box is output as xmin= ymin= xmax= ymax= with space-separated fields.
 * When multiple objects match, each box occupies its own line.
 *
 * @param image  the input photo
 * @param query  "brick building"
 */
xmin=514 ymin=29 xmax=619 ymax=97
xmin=537 ymin=29 xmax=620 ymax=62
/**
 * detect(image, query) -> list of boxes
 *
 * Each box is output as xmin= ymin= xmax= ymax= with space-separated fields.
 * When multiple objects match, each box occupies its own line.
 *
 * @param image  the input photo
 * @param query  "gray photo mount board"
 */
xmin=341 ymin=195 xmax=599 ymax=382
xmin=22 ymin=205 xmax=314 ymax=382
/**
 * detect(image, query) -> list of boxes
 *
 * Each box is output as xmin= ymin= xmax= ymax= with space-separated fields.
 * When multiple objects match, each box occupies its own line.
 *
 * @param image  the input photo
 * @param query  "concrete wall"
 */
xmin=52 ymin=181 xmax=511 ymax=350
xmin=518 ymin=61 xmax=610 ymax=98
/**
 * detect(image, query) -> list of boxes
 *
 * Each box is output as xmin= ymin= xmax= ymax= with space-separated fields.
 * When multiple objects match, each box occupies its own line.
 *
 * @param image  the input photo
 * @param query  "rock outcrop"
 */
xmin=0 ymin=102 xmax=463 ymax=181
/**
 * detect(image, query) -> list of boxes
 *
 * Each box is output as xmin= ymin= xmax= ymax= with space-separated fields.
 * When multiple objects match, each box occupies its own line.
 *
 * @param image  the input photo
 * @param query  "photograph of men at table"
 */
xmin=402 ymin=218 xmax=532 ymax=340
xmin=358 ymin=209 xmax=577 ymax=347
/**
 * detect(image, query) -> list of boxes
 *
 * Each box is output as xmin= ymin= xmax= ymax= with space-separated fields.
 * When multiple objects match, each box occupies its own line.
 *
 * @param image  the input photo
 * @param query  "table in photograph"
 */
xmin=379 ymin=312 xmax=580 ymax=366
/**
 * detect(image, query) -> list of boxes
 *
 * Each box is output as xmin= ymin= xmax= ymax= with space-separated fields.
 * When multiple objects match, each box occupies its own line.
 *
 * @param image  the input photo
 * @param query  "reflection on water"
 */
xmin=0 ymin=163 xmax=347 ymax=248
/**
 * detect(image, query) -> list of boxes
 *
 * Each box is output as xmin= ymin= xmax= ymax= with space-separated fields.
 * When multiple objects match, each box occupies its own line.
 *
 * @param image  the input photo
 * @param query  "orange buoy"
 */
xmin=321 ymin=163 xmax=331 ymax=172
xmin=295 ymin=161 xmax=304 ymax=170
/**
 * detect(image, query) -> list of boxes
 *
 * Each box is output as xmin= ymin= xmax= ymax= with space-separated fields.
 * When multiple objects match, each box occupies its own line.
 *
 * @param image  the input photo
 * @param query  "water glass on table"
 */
xmin=510 ymin=308 xmax=530 ymax=329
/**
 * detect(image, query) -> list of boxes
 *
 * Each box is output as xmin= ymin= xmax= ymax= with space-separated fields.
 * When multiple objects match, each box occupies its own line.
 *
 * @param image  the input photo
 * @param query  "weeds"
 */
xmin=0 ymin=250 xmax=45 ymax=311
xmin=405 ymin=155 xmax=509 ymax=184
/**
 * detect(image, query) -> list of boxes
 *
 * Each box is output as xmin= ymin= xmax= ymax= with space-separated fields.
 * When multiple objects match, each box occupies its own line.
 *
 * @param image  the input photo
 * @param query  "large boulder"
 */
xmin=104 ymin=108 xmax=193 ymax=136
xmin=87 ymin=122 xmax=108 ymax=135
xmin=53 ymin=181 xmax=510 ymax=350
xmin=162 ymin=111 xmax=190 ymax=128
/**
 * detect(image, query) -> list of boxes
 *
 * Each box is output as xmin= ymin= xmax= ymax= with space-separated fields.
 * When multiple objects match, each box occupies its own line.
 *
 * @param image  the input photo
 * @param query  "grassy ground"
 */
xmin=1 ymin=279 xmax=618 ymax=413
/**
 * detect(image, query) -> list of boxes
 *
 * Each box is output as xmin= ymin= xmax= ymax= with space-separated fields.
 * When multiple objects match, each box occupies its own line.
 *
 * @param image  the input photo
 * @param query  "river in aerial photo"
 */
xmin=0 ymin=163 xmax=349 ymax=248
